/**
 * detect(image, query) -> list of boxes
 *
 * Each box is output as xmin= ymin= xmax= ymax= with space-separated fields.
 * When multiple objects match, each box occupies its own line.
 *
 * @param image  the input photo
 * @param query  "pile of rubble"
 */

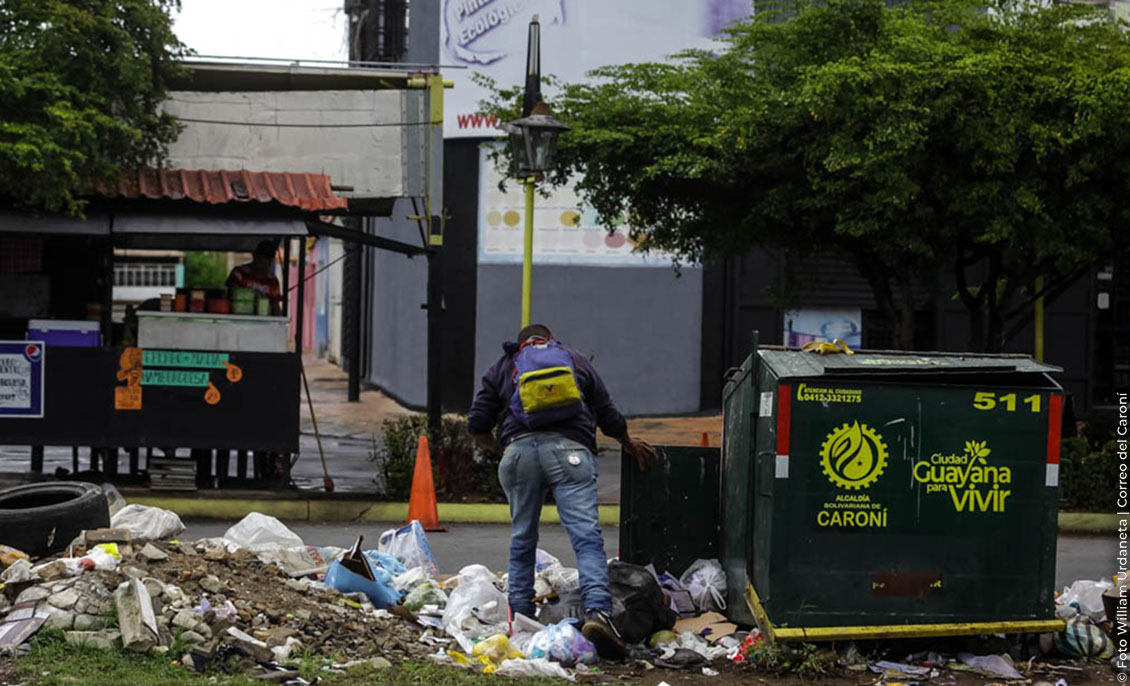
xmin=2 ymin=533 xmax=434 ymax=675
xmin=0 ymin=510 xmax=450 ymax=681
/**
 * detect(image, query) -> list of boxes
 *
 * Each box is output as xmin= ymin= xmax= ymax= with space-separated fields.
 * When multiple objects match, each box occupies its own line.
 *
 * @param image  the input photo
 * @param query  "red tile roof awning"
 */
xmin=104 ymin=169 xmax=349 ymax=212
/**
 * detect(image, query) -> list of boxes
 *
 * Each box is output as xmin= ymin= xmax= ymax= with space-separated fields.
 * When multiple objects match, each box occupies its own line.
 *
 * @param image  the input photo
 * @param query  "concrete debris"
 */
xmin=226 ymin=626 xmax=273 ymax=661
xmin=115 ymin=578 xmax=161 ymax=653
xmin=47 ymin=587 xmax=80 ymax=610
xmin=138 ymin=543 xmax=169 ymax=562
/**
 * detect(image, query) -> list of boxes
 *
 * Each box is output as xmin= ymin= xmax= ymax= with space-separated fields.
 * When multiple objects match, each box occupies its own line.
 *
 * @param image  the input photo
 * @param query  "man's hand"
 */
xmin=619 ymin=434 xmax=657 ymax=470
xmin=472 ymin=433 xmax=499 ymax=455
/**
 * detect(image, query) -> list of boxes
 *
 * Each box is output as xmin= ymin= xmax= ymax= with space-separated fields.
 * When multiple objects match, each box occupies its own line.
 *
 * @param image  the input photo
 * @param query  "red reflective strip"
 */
xmin=1046 ymin=395 xmax=1063 ymax=465
xmin=776 ymin=385 xmax=792 ymax=455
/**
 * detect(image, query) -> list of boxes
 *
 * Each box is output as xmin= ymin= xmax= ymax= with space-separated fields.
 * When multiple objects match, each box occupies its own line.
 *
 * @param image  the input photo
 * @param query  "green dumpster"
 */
xmin=720 ymin=334 xmax=1066 ymax=641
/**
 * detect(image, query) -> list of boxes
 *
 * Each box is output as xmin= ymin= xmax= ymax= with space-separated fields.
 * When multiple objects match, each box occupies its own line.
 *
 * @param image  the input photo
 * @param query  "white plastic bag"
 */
xmin=393 ymin=566 xmax=431 ymax=592
xmin=1057 ymin=579 xmax=1113 ymax=622
xmin=222 ymin=512 xmax=304 ymax=552
xmin=111 ymin=504 xmax=185 ymax=541
xmin=679 ymin=559 xmax=727 ymax=612
xmin=378 ymin=521 xmax=437 ymax=575
xmin=496 ymin=658 xmax=576 ymax=681
xmin=442 ymin=577 xmax=509 ymax=645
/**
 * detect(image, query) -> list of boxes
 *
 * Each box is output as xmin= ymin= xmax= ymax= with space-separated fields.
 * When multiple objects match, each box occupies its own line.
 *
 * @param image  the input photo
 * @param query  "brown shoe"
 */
xmin=582 ymin=609 xmax=626 ymax=660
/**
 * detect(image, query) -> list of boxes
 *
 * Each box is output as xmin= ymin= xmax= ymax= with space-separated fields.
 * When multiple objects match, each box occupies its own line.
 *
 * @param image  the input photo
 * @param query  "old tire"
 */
xmin=0 ymin=482 xmax=109 ymax=557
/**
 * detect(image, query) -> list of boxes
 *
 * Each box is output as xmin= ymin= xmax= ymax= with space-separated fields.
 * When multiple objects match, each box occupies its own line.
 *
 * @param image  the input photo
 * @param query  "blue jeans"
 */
xmin=498 ymin=433 xmax=612 ymax=618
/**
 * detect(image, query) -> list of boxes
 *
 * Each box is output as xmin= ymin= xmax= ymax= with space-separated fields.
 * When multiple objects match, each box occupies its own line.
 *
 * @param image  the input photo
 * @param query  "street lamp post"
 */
xmin=504 ymin=102 xmax=569 ymax=328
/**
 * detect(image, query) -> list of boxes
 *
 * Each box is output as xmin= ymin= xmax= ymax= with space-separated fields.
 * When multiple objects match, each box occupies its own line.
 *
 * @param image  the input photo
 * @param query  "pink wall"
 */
xmin=288 ymin=259 xmax=317 ymax=353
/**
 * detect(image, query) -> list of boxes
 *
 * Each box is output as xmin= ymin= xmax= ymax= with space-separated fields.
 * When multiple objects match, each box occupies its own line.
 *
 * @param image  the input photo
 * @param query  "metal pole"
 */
xmin=295 ymin=238 xmax=306 ymax=354
xmin=521 ymin=178 xmax=535 ymax=328
xmin=346 ymin=234 xmax=362 ymax=402
xmin=426 ymin=250 xmax=442 ymax=440
xmin=281 ymin=238 xmax=291 ymax=317
xmin=1034 ymin=275 xmax=1045 ymax=362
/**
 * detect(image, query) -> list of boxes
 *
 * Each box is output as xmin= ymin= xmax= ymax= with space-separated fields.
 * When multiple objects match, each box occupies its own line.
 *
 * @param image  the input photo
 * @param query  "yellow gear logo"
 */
xmin=820 ymin=421 xmax=888 ymax=490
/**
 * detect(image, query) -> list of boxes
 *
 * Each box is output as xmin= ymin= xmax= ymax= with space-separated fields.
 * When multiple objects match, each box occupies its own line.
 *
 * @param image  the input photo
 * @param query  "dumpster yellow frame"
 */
xmin=746 ymin=583 xmax=1065 ymax=643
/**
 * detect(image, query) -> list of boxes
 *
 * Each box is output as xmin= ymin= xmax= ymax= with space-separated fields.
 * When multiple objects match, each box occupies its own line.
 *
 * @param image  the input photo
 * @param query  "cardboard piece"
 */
xmin=673 ymin=611 xmax=738 ymax=643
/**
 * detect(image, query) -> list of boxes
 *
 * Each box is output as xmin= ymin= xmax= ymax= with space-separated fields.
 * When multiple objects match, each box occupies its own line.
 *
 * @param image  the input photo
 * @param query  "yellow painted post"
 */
xmin=1035 ymin=275 xmax=1045 ymax=362
xmin=521 ymin=178 xmax=535 ymax=327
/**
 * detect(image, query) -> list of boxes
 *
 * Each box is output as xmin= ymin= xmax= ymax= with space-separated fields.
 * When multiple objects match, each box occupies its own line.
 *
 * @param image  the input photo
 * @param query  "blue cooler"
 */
xmin=27 ymin=319 xmax=102 ymax=347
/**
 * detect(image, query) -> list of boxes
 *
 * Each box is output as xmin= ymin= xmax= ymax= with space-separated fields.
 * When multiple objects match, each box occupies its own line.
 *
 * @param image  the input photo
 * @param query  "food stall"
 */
xmin=0 ymin=169 xmax=386 ymax=488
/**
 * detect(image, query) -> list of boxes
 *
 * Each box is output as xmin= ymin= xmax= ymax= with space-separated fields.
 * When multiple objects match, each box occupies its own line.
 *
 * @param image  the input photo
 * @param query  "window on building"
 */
xmin=114 ymin=262 xmax=177 ymax=287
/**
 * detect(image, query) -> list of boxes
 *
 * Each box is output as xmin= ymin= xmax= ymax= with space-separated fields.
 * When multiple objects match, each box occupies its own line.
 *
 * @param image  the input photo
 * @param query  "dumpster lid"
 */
xmin=758 ymin=348 xmax=1062 ymax=378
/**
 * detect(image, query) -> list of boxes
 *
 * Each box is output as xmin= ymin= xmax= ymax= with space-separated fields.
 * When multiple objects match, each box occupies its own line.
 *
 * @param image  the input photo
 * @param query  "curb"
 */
xmin=128 ymin=496 xmax=621 ymax=526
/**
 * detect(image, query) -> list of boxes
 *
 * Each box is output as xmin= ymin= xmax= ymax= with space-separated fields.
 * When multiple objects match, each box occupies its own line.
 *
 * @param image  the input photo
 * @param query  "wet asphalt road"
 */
xmin=181 ymin=519 xmax=1117 ymax=589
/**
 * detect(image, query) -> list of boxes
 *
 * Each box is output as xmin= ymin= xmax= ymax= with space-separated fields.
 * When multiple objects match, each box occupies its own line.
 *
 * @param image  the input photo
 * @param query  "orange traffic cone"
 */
xmin=700 ymin=432 xmax=710 ymax=447
xmin=407 ymin=436 xmax=444 ymax=531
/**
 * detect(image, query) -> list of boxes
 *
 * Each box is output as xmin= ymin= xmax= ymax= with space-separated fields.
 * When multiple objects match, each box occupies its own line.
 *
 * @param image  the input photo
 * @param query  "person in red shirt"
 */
xmin=226 ymin=240 xmax=282 ymax=315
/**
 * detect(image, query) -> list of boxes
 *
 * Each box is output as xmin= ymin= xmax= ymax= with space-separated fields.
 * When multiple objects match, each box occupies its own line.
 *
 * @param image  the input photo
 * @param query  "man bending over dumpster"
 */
xmin=468 ymin=324 xmax=657 ymax=659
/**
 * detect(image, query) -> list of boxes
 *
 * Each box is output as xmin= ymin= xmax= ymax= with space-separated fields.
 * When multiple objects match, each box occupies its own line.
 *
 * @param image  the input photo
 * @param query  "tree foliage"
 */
xmin=0 ymin=0 xmax=186 ymax=215
xmin=481 ymin=0 xmax=1130 ymax=350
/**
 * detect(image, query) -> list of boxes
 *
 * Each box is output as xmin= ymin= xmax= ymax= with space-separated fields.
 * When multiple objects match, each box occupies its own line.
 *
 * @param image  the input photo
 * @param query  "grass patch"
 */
xmin=18 ymin=631 xmax=257 ymax=686
xmin=18 ymin=632 xmax=564 ymax=686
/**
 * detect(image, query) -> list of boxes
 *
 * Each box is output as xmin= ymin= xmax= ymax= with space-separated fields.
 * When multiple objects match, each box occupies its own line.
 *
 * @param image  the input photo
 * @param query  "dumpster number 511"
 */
xmin=972 ymin=392 xmax=1041 ymax=412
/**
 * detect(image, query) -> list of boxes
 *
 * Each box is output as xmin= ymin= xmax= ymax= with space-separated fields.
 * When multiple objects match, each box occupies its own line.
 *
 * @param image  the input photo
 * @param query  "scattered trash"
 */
xmin=472 ymin=633 xmax=524 ymax=672
xmin=679 ymin=559 xmax=727 ymax=613
xmin=608 ymin=560 xmax=677 ymax=643
xmin=0 ymin=544 xmax=29 ymax=569
xmin=324 ymin=536 xmax=403 ymax=610
xmin=109 ymin=504 xmax=185 ymax=541
xmin=526 ymin=619 xmax=597 ymax=667
xmin=1 ymin=558 xmax=35 ymax=583
xmin=871 ymin=660 xmax=933 ymax=677
xmin=702 ymin=667 xmax=720 ymax=677
xmin=495 ymin=657 xmax=575 ymax=680
xmin=378 ymin=521 xmax=438 ymax=576
xmin=0 ymin=601 xmax=49 ymax=652
xmin=442 ymin=566 xmax=508 ymax=649
xmin=404 ymin=579 xmax=447 ymax=612
xmin=730 ymin=631 xmax=766 ymax=663
xmin=654 ymin=647 xmax=707 ymax=669
xmin=1056 ymin=579 xmax=1113 ymax=622
xmin=222 ymin=512 xmax=304 ymax=552
xmin=393 ymin=566 xmax=430 ymax=593
xmin=1055 ymin=615 xmax=1114 ymax=658
xmin=956 ymin=653 xmax=1022 ymax=680
xmin=649 ymin=630 xmax=678 ymax=648
xmin=672 ymin=611 xmax=738 ymax=643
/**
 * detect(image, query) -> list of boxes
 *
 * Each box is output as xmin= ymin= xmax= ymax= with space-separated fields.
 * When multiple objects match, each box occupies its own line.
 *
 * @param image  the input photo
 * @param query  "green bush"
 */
xmin=1059 ymin=436 xmax=1119 ymax=512
xmin=372 ymin=415 xmax=505 ymax=503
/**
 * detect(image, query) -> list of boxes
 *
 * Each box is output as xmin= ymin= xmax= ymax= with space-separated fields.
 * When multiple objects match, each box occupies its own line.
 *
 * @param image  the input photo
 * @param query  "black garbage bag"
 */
xmin=608 ymin=560 xmax=676 ymax=643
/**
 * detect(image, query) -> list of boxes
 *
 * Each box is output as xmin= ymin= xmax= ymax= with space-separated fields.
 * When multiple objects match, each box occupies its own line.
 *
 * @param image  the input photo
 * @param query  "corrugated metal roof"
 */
xmin=758 ymin=348 xmax=1062 ymax=378
xmin=104 ymin=169 xmax=349 ymax=212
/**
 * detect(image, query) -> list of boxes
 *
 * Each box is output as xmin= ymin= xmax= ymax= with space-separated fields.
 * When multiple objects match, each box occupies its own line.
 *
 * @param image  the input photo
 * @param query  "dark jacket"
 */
xmin=467 ymin=341 xmax=628 ymax=453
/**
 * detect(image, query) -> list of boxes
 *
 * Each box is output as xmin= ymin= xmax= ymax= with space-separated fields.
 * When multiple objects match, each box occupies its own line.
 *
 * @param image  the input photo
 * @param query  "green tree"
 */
xmin=481 ymin=0 xmax=1130 ymax=350
xmin=0 ymin=0 xmax=185 ymax=215
xmin=183 ymin=252 xmax=228 ymax=290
